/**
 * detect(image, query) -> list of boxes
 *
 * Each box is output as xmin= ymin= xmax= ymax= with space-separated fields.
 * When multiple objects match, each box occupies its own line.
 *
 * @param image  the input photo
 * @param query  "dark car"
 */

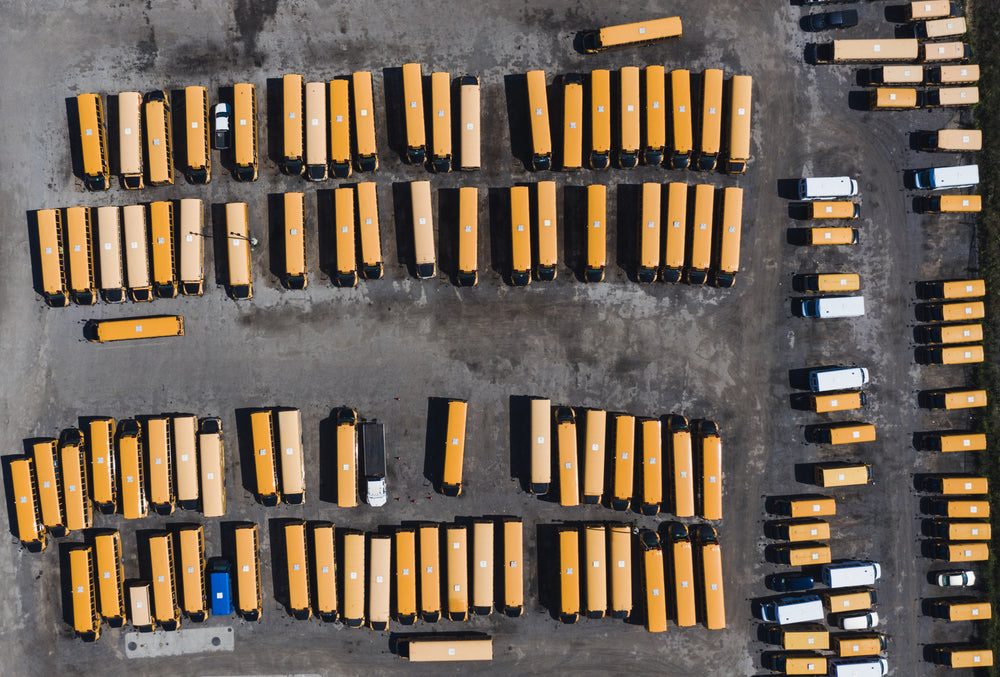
xmin=766 ymin=574 xmax=815 ymax=592
xmin=806 ymin=10 xmax=859 ymax=31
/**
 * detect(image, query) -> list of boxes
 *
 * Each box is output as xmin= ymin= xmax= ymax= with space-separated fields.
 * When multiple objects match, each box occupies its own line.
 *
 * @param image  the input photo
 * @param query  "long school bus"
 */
xmin=358 ymin=182 xmax=383 ymax=280
xmin=457 ymin=185 xmax=478 ymax=286
xmin=503 ymin=517 xmax=524 ymax=617
xmin=283 ymin=192 xmax=307 ymax=290
xmin=68 ymin=545 xmax=101 ymax=641
xmin=66 ymin=206 xmax=96 ymax=305
xmin=285 ymin=520 xmax=311 ymax=620
xmin=816 ymin=39 xmax=920 ymax=63
xmin=148 ymin=531 xmax=181 ymax=630
xmin=369 ymin=535 xmax=391 ymax=629
xmin=178 ymin=198 xmax=204 ymax=295
xmin=233 ymin=83 xmax=259 ymax=181
xmin=638 ymin=182 xmax=661 ymax=283
xmin=277 ymin=408 xmax=305 ymax=504
xmin=725 ymin=75 xmax=752 ymax=174
xmin=669 ymin=415 xmax=696 ymax=517
xmin=198 ymin=417 xmax=226 ymax=517
xmin=586 ymin=184 xmax=607 ymax=282
xmin=177 ymin=524 xmax=207 ymax=622
xmin=234 ymin=523 xmax=261 ymax=621
xmin=77 ymin=93 xmax=110 ymax=191
xmin=714 ymin=186 xmax=743 ymax=287
xmin=150 ymin=200 xmax=177 ymax=298
xmin=312 ymin=522 xmax=338 ymax=622
xmin=281 ymin=74 xmax=304 ymax=175
xmin=394 ymin=527 xmax=417 ymax=624
xmin=145 ymin=417 xmax=175 ymax=515
xmin=419 ymin=523 xmax=442 ymax=622
xmin=640 ymin=418 xmax=662 ymax=516
xmin=225 ymin=202 xmax=252 ymax=299
xmin=581 ymin=16 xmax=683 ymax=52
xmin=59 ymin=429 xmax=92 ymax=532
xmin=441 ymin=399 xmax=468 ymax=497
xmin=402 ymin=63 xmax=427 ymax=165
xmin=250 ymin=409 xmax=280 ymax=506
xmin=411 ymin=180 xmax=436 ymax=279
xmin=93 ymin=529 xmax=126 ymax=626
xmin=641 ymin=531 xmax=668 ymax=632
xmin=406 ymin=636 xmax=494 ymax=662
xmin=118 ymin=92 xmax=144 ymax=189
xmin=352 ymin=71 xmax=379 ymax=171
xmin=687 ymin=184 xmax=714 ymax=285
xmin=609 ymin=525 xmax=632 ymax=619
xmin=611 ymin=413 xmax=636 ymax=511
xmin=698 ymin=69 xmax=724 ymax=171
xmin=10 ymin=457 xmax=46 ymax=552
xmin=530 ymin=397 xmax=552 ymax=494
xmin=36 ymin=208 xmax=68 ymax=307
xmin=343 ymin=531 xmax=366 ymax=628
xmin=172 ymin=414 xmax=199 ymax=511
xmin=430 ymin=71 xmax=452 ymax=173
xmin=670 ymin=69 xmax=693 ymax=169
xmin=334 ymin=186 xmax=358 ymax=288
xmin=562 ymin=74 xmax=584 ymax=170
xmin=87 ymin=418 xmax=116 ymax=514
xmin=510 ymin=186 xmax=532 ymax=286
xmin=472 ymin=520 xmax=494 ymax=616
xmin=536 ymin=180 xmax=558 ymax=281
xmin=123 ymin=204 xmax=152 ymax=302
xmin=697 ymin=420 xmax=723 ymax=521
xmin=459 ymin=75 xmax=481 ymax=170
xmin=85 ymin=315 xmax=185 ymax=343
xmin=95 ymin=206 xmax=125 ymax=303
xmin=582 ymin=409 xmax=607 ymax=504
xmin=670 ymin=525 xmax=696 ymax=627
xmin=117 ymin=420 xmax=147 ymax=519
xmin=555 ymin=407 xmax=579 ymax=506
xmin=184 ymin=86 xmax=211 ymax=184
xmin=663 ymin=182 xmax=688 ymax=282
xmin=644 ymin=65 xmax=667 ymax=165
xmin=305 ymin=81 xmax=329 ymax=181
xmin=327 ymin=79 xmax=350 ymax=180
xmin=584 ymin=524 xmax=608 ymax=619
xmin=526 ymin=69 xmax=552 ymax=171
xmin=445 ymin=525 xmax=469 ymax=621
xmin=559 ymin=528 xmax=580 ymax=624
xmin=32 ymin=440 xmax=65 ymax=535
xmin=145 ymin=92 xmax=174 ymax=186
xmin=590 ymin=69 xmax=611 ymax=170
xmin=620 ymin=66 xmax=641 ymax=168
xmin=336 ymin=407 xmax=358 ymax=507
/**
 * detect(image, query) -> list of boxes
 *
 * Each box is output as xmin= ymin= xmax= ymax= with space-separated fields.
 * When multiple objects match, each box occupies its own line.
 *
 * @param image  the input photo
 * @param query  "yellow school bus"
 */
xmin=283 ymin=192 xmax=307 ymax=290
xmin=406 ymin=636 xmax=494 ymax=662
xmin=148 ymin=531 xmax=181 ymax=630
xmin=445 ymin=526 xmax=469 ymax=621
xmin=611 ymin=413 xmax=635 ymax=511
xmin=86 ymin=315 xmax=185 ymax=343
xmin=172 ymin=414 xmax=198 ymax=511
xmin=59 ymin=429 xmax=92 ymax=532
xmin=234 ymin=523 xmax=261 ymax=621
xmin=459 ymin=75 xmax=481 ymax=170
xmin=638 ymin=182 xmax=661 ymax=283
xmin=177 ymin=524 xmax=207 ymax=622
xmin=555 ymin=407 xmax=579 ymax=507
xmin=313 ymin=522 xmax=338 ymax=622
xmin=670 ymin=525 xmax=696 ymax=627
xmin=77 ymin=93 xmax=110 ymax=191
xmin=277 ymin=408 xmax=305 ymax=504
xmin=510 ymin=185 xmax=532 ymax=286
xmin=927 ymin=64 xmax=980 ymax=85
xmin=644 ymin=65 xmax=666 ymax=165
xmin=334 ymin=187 xmax=357 ymax=288
xmin=620 ymin=66 xmax=641 ymax=168
xmin=582 ymin=409 xmax=607 ymax=504
xmin=177 ymin=199 xmax=204 ymax=295
xmin=562 ymin=74 xmax=584 ymax=170
xmin=559 ymin=528 xmax=580 ymax=624
xmin=430 ymin=71 xmax=452 ymax=173
xmin=358 ymin=182 xmax=383 ymax=280
xmin=590 ymin=69 xmax=611 ymax=170
xmin=609 ymin=525 xmax=632 ymax=619
xmin=87 ymin=418 xmax=116 ymax=514
xmin=688 ymin=184 xmax=714 ymax=285
xmin=530 ymin=397 xmax=552 ymax=494
xmin=117 ymin=420 xmax=147 ymax=519
xmin=419 ymin=524 xmax=442 ymax=622
xmin=442 ymin=399 xmax=468 ymax=497
xmin=128 ymin=581 xmax=154 ymax=632
xmin=411 ymin=180 xmax=436 ymax=279
xmin=715 ymin=186 xmax=743 ymax=287
xmin=922 ymin=41 xmax=971 ymax=63
xmin=68 ymin=545 xmax=101 ymax=641
xmin=670 ymin=69 xmax=693 ymax=169
xmin=145 ymin=417 xmax=175 ymax=515
xmin=369 ymin=535 xmax=391 ymax=629
xmin=394 ymin=527 xmax=417 ymax=624
xmin=328 ymin=78 xmax=351 ymax=179
xmin=36 ymin=208 xmax=68 ymax=307
xmin=403 ymin=62 xmax=427 ymax=165
xmin=457 ymin=186 xmax=478 ymax=286
xmin=305 ymin=80 xmax=329 ymax=181
xmin=640 ymin=418 xmax=662 ymax=516
xmin=698 ymin=527 xmax=726 ymax=629
xmin=66 ymin=206 xmax=96 ymax=305
xmin=641 ymin=530 xmax=667 ymax=632
xmin=698 ymin=69 xmax=724 ymax=170
xmin=535 ymin=181 xmax=558 ymax=281
xmin=10 ymin=457 xmax=46 ymax=552
xmin=472 ymin=520 xmax=494 ymax=616
xmin=118 ymin=92 xmax=144 ymax=189
xmin=184 ymin=85 xmax=211 ymax=184
xmin=32 ymin=440 xmax=65 ymax=535
xmin=502 ymin=517 xmax=524 ymax=617
xmin=93 ymin=529 xmax=126 ymax=626
xmin=725 ymin=75 xmax=752 ymax=174
xmin=584 ymin=524 xmax=608 ymax=619
xmin=225 ymin=202 xmax=252 ymax=299
xmin=233 ymin=83 xmax=259 ymax=181
xmin=123 ymin=204 xmax=152 ymax=302
xmin=697 ymin=420 xmax=723 ymax=521
xmin=527 ymin=69 xmax=552 ymax=171
xmin=281 ymin=74 xmax=304 ymax=175
xmin=285 ymin=520 xmax=311 ymax=620
xmin=581 ymin=16 xmax=683 ymax=52
xmin=586 ymin=184 xmax=607 ymax=282
xmin=817 ymin=38 xmax=920 ymax=63
xmin=663 ymin=182 xmax=688 ymax=282
xmin=871 ymin=87 xmax=918 ymax=110
xmin=250 ymin=409 xmax=279 ymax=506
xmin=337 ymin=407 xmax=358 ymax=507
xmin=908 ymin=0 xmax=956 ymax=19
xmin=352 ymin=71 xmax=379 ymax=172
xmin=150 ymin=200 xmax=177 ymax=298
xmin=198 ymin=417 xmax=226 ymax=517
xmin=95 ymin=206 xmax=124 ymax=303
xmin=145 ymin=92 xmax=174 ymax=186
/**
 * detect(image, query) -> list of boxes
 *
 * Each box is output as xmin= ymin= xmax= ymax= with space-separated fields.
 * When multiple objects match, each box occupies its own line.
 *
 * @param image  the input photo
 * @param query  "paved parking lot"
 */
xmin=0 ymin=1 xmax=982 ymax=675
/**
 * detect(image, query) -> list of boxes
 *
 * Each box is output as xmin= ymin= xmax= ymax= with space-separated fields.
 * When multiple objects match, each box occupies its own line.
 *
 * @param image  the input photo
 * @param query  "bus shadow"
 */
xmin=106 ymin=93 xmax=121 ymax=179
xmin=503 ymin=73 xmax=532 ymax=172
xmin=25 ymin=211 xmax=45 ymax=303
xmin=233 ymin=408 xmax=258 ymax=501
xmin=617 ymin=183 xmax=640 ymax=282
xmin=535 ymin=523 xmax=561 ymax=621
xmin=422 ymin=397 xmax=451 ymax=493
xmin=1 ymin=455 xmax=22 ymax=541
xmin=564 ymin=185 xmax=588 ymax=282
xmin=209 ymin=203 xmax=230 ymax=289
xmin=267 ymin=517 xmax=294 ymax=617
xmin=318 ymin=410 xmax=338 ymax=504
xmin=392 ymin=181 xmax=419 ymax=278
xmin=438 ymin=187 xmax=460 ymax=283
xmin=58 ymin=541 xmax=76 ymax=630
xmin=508 ymin=396 xmax=533 ymax=493
xmin=316 ymin=188 xmax=336 ymax=282
xmin=266 ymin=193 xmax=285 ymax=284
xmin=265 ymin=77 xmax=283 ymax=171
xmin=381 ymin=67 xmax=406 ymax=165
xmin=487 ymin=186 xmax=508 ymax=280
xmin=170 ymin=88 xmax=186 ymax=179
xmin=65 ymin=97 xmax=84 ymax=188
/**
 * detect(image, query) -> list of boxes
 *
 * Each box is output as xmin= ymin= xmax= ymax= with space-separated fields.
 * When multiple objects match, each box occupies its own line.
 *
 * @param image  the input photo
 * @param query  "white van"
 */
xmin=809 ymin=367 xmax=869 ymax=392
xmin=829 ymin=658 xmax=888 ymax=677
xmin=800 ymin=296 xmax=865 ymax=318
xmin=839 ymin=611 xmax=879 ymax=630
xmin=821 ymin=561 xmax=882 ymax=588
xmin=798 ymin=177 xmax=859 ymax=200
xmin=759 ymin=595 xmax=824 ymax=625
xmin=913 ymin=164 xmax=979 ymax=190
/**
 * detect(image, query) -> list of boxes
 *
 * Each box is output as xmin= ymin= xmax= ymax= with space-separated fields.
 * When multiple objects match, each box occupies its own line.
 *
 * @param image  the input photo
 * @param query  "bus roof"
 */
xmin=727 ymin=75 xmax=752 ymax=171
xmin=177 ymin=525 xmax=206 ymax=616
xmin=587 ymin=184 xmax=607 ymax=272
xmin=145 ymin=99 xmax=173 ymax=186
xmin=612 ymin=414 xmax=635 ymax=506
xmin=408 ymin=637 xmax=493 ymax=662
xmin=369 ymin=535 xmax=391 ymax=627
xmin=336 ymin=409 xmax=358 ymax=507
xmin=334 ymin=187 xmax=357 ymax=278
xmin=672 ymin=537 xmax=696 ymax=626
xmin=510 ymin=186 xmax=531 ymax=277
xmin=582 ymin=409 xmax=607 ymax=501
xmin=149 ymin=200 xmax=175 ymax=289
xmin=562 ymin=75 xmax=584 ymax=169
xmin=526 ymin=70 xmax=551 ymax=157
xmin=233 ymin=83 xmax=258 ymax=175
xmin=184 ymin=85 xmax=210 ymax=175
xmin=313 ymin=523 xmax=337 ymax=619
xmin=530 ymin=398 xmax=552 ymax=489
xmin=178 ymin=199 xmax=204 ymax=288
xmin=285 ymin=521 xmax=310 ymax=617
xmin=411 ymin=180 xmax=436 ymax=273
xmin=305 ymin=81 xmax=329 ymax=170
xmin=250 ymin=409 xmax=278 ymax=501
xmin=443 ymin=400 xmax=468 ymax=493
xmin=394 ymin=528 xmax=417 ymax=622
xmin=620 ymin=66 xmax=640 ymax=154
xmin=402 ymin=63 xmax=426 ymax=151
xmin=122 ymin=204 xmax=150 ymax=290
xmin=700 ymin=428 xmax=723 ymax=520
xmin=557 ymin=410 xmax=579 ymax=506
xmin=234 ymin=524 xmax=260 ymax=616
xmin=700 ymin=542 xmax=726 ymax=629
xmin=145 ymin=417 xmax=174 ymax=509
xmin=700 ymin=68 xmax=724 ymax=159
xmin=583 ymin=524 xmax=608 ymax=618
xmin=225 ymin=202 xmax=251 ymax=287
xmin=641 ymin=419 xmax=662 ymax=508
xmin=595 ymin=16 xmax=682 ymax=49
xmin=536 ymin=181 xmax=558 ymax=272
xmin=328 ymin=79 xmax=350 ymax=166
xmin=283 ymin=192 xmax=306 ymax=279
xmin=459 ymin=76 xmax=481 ymax=170
xmin=91 ymin=315 xmax=184 ymax=343
xmin=11 ymin=458 xmax=44 ymax=548
xmin=277 ymin=408 xmax=304 ymax=499
xmin=445 ymin=526 xmax=468 ymax=620
xmin=282 ymin=74 xmax=304 ymax=164
xmin=65 ymin=206 xmax=94 ymax=296
xmin=559 ymin=529 xmax=580 ymax=621
xmin=472 ymin=521 xmax=494 ymax=614
xmin=590 ymin=69 xmax=611 ymax=155
xmin=172 ymin=415 xmax=198 ymax=505
xmin=419 ymin=524 xmax=441 ymax=617
xmin=608 ymin=525 xmax=632 ymax=618
xmin=503 ymin=518 xmax=523 ymax=614
xmin=352 ymin=71 xmax=377 ymax=161
xmin=717 ymin=186 xmax=743 ymax=275
xmin=118 ymin=92 xmax=143 ymax=183
xmin=36 ymin=208 xmax=66 ymax=303
xmin=458 ymin=186 xmax=478 ymax=277
xmin=664 ymin=182 xmax=688 ymax=269
xmin=832 ymin=39 xmax=920 ymax=62
xmin=95 ymin=206 xmax=123 ymax=292
xmin=690 ymin=184 xmax=715 ymax=271
xmin=431 ymin=72 xmax=451 ymax=160
xmin=670 ymin=69 xmax=692 ymax=156
xmin=358 ymin=182 xmax=382 ymax=272
xmin=59 ymin=434 xmax=91 ymax=532
xmin=198 ymin=421 xmax=226 ymax=517
xmin=645 ymin=65 xmax=667 ymax=153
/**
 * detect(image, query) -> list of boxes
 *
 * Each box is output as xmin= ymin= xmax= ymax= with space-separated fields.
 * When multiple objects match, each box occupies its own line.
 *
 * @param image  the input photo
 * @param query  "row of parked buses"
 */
xmin=524 ymin=67 xmax=752 ymax=174
xmin=246 ymin=408 xmax=306 ymax=506
xmin=913 ymin=279 xmax=985 ymax=366
xmin=812 ymin=38 xmax=972 ymax=66
xmin=526 ymin=401 xmax=723 ymax=520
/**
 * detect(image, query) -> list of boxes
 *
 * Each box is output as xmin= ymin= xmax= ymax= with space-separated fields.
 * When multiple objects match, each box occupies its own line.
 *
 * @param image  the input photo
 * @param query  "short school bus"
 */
xmin=184 ymin=86 xmax=211 ymax=184
xmin=36 ymin=208 xmax=68 ymax=307
xmin=312 ymin=522 xmax=338 ymax=622
xmin=87 ymin=315 xmax=184 ymax=343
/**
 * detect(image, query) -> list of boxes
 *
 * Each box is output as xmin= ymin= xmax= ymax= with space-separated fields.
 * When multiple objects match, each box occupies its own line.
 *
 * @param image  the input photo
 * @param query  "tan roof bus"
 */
xmin=813 ymin=463 xmax=873 ymax=487
xmin=472 ymin=520 xmax=494 ymax=616
xmin=172 ymin=414 xmax=198 ymax=511
xmin=184 ymin=86 xmax=210 ymax=184
xmin=931 ymin=646 xmax=994 ymax=668
xmin=586 ymin=184 xmax=607 ymax=282
xmin=696 ymin=420 xmax=723 ymax=521
xmin=641 ymin=531 xmax=667 ymax=632
xmin=919 ymin=129 xmax=982 ymax=152
xmin=445 ymin=526 xmax=469 ymax=622
xmin=145 ymin=93 xmax=174 ymax=186
xmin=589 ymin=69 xmax=611 ymax=170
xmin=908 ymin=0 xmax=957 ymax=19
xmin=148 ymin=530 xmax=181 ymax=630
xmin=923 ymin=300 xmax=985 ymax=322
xmin=510 ymin=186 xmax=532 ymax=286
xmin=459 ymin=76 xmax=481 ymax=171
xmin=145 ymin=417 xmax=175 ymax=515
xmin=562 ymin=74 xmax=584 ymax=170
xmin=581 ymin=15 xmax=682 ymax=52
xmin=250 ymin=409 xmax=279 ymax=506
xmin=32 ymin=440 xmax=65 ymax=535
xmin=535 ymin=181 xmax=558 ymax=281
xmin=584 ymin=524 xmax=607 ymax=619
xmin=806 ymin=227 xmax=859 ymax=245
xmin=87 ymin=418 xmax=117 ymax=514
xmin=698 ymin=530 xmax=726 ymax=629
xmin=281 ymin=74 xmax=304 ymax=175
xmin=430 ymin=71 xmax=452 ymax=173
xmin=368 ymin=535 xmax=391 ymax=629
xmin=394 ymin=527 xmax=417 ymax=624
xmin=608 ymin=525 xmax=632 ymax=619
xmin=68 ymin=545 xmax=101 ymax=641
xmin=305 ymin=80 xmax=329 ymax=181
xmin=865 ymin=65 xmax=923 ymax=85
xmin=411 ymin=180 xmax=436 ymax=279
xmin=402 ymin=62 xmax=427 ymax=165
xmin=810 ymin=423 xmax=877 ymax=445
xmin=918 ymin=16 xmax=966 ymax=39
xmin=670 ymin=526 xmax=696 ymax=627
xmin=931 ymin=541 xmax=989 ymax=562
xmin=36 ymin=208 xmax=67 ymax=307
xmin=457 ymin=185 xmax=478 ymax=286
xmin=352 ymin=71 xmax=378 ymax=171
xmin=922 ymin=41 xmax=971 ymax=63
xmin=817 ymin=39 xmax=920 ymax=63
xmin=725 ymin=75 xmax=752 ymax=174
xmin=442 ymin=399 xmax=468 ymax=497
xmin=662 ymin=182 xmax=688 ymax=282
xmin=582 ymin=409 xmax=607 ymax=505
xmin=644 ymin=65 xmax=667 ymax=166
xmin=66 ymin=206 xmax=96 ymax=305
xmin=284 ymin=520 xmax=310 ymax=620
xmin=313 ymin=522 xmax=338 ymax=622
xmin=178 ymin=198 xmax=204 ymax=295
xmin=277 ymin=408 xmax=305 ymax=504
xmin=95 ymin=206 xmax=124 ymax=303
xmin=357 ymin=181 xmax=383 ymax=280
xmin=928 ymin=598 xmax=991 ymax=622
xmin=117 ymin=420 xmax=148 ymax=519
xmin=715 ymin=186 xmax=743 ymax=287
xmin=526 ymin=69 xmax=552 ymax=170
xmin=669 ymin=69 xmax=692 ymax=169
xmin=832 ymin=633 xmax=885 ymax=657
xmin=928 ymin=520 xmax=991 ymax=540
xmin=637 ymin=182 xmax=661 ymax=283
xmin=177 ymin=524 xmax=207 ymax=622
xmin=611 ymin=413 xmax=635 ymax=511
xmin=767 ymin=624 xmax=829 ymax=650
xmin=419 ymin=523 xmax=442 ymax=622
xmin=128 ymin=581 xmax=154 ymax=632
xmin=921 ymin=344 xmax=984 ymax=365
xmin=871 ymin=87 xmax=918 ymax=110
xmin=807 ymin=391 xmax=867 ymax=413
xmin=225 ymin=202 xmax=252 ymax=299
xmin=279 ymin=192 xmax=307 ymax=290
xmin=640 ymin=418 xmax=662 ymax=516
xmin=502 ymin=517 xmax=524 ymax=617
xmin=698 ymin=68 xmax=724 ymax=171
xmin=150 ymin=200 xmax=177 ymax=298
xmin=233 ymin=83 xmax=259 ymax=181
xmin=923 ymin=389 xmax=987 ymax=410
xmin=118 ymin=92 xmax=144 ymax=189
xmin=921 ymin=474 xmax=988 ymax=494
xmin=668 ymin=415 xmax=695 ymax=517
xmin=336 ymin=407 xmax=358 ymax=507
xmin=620 ymin=66 xmax=641 ymax=168
xmin=924 ymin=86 xmax=979 ymax=107
xmin=810 ymin=202 xmax=860 ymax=219
xmin=767 ymin=520 xmax=832 ymax=542
xmin=801 ymin=273 xmax=861 ymax=292
xmin=926 ymin=499 xmax=989 ymax=518
xmin=123 ymin=204 xmax=152 ymax=302
xmin=93 ymin=529 xmax=125 ymax=626
xmin=559 ymin=528 xmax=580 ymax=624
xmin=59 ymin=430 xmax=92 ymax=532
xmin=11 ymin=457 xmax=46 ymax=552
xmin=77 ymin=93 xmax=110 ymax=191
xmin=406 ymin=636 xmax=494 ymax=662
xmin=198 ymin=417 xmax=226 ymax=517
xmin=765 ymin=654 xmax=826 ymax=674
xmin=555 ymin=407 xmax=579 ymax=506
xmin=234 ymin=523 xmax=261 ymax=621
xmin=926 ymin=64 xmax=980 ymax=84
xmin=328 ymin=78 xmax=351 ymax=180
xmin=769 ymin=495 xmax=836 ymax=518
xmin=529 ymin=397 xmax=552 ymax=495
xmin=776 ymin=543 xmax=833 ymax=566
xmin=687 ymin=184 xmax=714 ymax=284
